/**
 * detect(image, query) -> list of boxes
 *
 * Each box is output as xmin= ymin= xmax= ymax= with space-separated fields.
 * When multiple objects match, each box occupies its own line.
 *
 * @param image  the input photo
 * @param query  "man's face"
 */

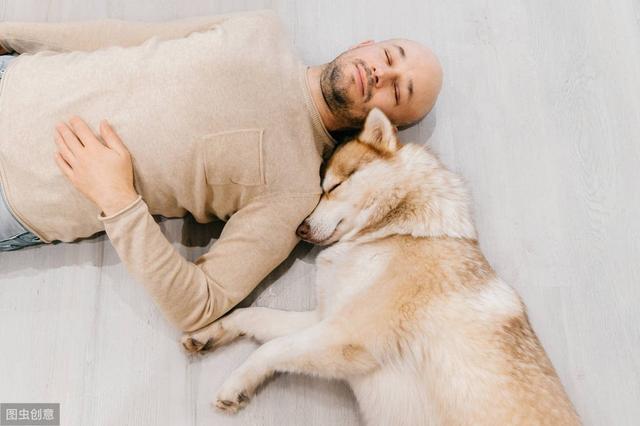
xmin=320 ymin=39 xmax=442 ymax=129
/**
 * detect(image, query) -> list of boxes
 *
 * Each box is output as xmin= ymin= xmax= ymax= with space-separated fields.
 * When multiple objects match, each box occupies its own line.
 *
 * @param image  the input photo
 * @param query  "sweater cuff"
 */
xmin=97 ymin=194 xmax=144 ymax=222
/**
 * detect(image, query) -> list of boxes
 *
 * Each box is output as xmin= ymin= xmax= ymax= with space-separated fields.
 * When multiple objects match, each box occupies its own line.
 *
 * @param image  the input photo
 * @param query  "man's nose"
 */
xmin=370 ymin=64 xmax=397 ymax=88
xmin=296 ymin=221 xmax=311 ymax=239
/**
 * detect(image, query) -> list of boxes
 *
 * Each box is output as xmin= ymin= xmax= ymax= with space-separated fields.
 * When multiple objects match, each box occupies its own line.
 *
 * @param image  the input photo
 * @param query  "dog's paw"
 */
xmin=180 ymin=334 xmax=210 ymax=354
xmin=180 ymin=322 xmax=224 ymax=354
xmin=214 ymin=388 xmax=250 ymax=414
xmin=180 ymin=320 xmax=242 ymax=355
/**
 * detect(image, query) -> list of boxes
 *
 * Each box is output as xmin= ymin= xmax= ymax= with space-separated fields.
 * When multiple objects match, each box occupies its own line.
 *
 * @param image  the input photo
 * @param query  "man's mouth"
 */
xmin=354 ymin=63 xmax=367 ymax=98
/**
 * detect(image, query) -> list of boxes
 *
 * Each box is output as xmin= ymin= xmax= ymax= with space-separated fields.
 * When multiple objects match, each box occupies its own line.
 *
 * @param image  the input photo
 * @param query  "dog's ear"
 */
xmin=358 ymin=108 xmax=399 ymax=153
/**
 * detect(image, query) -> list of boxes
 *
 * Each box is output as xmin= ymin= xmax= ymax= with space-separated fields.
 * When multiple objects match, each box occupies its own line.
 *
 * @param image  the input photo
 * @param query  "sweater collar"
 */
xmin=299 ymin=64 xmax=336 ymax=159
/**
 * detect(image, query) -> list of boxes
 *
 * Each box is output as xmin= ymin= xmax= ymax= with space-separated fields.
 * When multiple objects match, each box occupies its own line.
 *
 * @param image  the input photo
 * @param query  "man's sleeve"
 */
xmin=97 ymin=191 xmax=319 ymax=333
xmin=0 ymin=10 xmax=274 ymax=54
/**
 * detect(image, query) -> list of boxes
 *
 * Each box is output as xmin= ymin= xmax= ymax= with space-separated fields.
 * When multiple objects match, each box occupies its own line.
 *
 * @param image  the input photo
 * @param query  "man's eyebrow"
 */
xmin=394 ymin=44 xmax=406 ymax=58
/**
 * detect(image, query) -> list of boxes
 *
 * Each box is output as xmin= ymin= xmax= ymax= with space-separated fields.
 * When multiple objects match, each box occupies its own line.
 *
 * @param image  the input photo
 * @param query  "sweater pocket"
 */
xmin=200 ymin=128 xmax=265 ymax=186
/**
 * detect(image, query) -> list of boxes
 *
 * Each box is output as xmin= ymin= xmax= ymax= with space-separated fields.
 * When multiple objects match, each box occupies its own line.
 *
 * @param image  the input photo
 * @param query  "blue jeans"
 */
xmin=0 ymin=54 xmax=16 ymax=78
xmin=0 ymin=54 xmax=44 ymax=251
xmin=0 ymin=183 xmax=44 ymax=251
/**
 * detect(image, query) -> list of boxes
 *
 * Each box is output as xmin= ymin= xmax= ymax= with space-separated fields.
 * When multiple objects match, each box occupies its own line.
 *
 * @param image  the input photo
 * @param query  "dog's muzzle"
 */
xmin=296 ymin=221 xmax=311 ymax=240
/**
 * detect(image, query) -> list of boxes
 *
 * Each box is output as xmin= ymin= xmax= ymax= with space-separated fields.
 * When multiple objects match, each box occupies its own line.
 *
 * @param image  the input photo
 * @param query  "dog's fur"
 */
xmin=181 ymin=108 xmax=580 ymax=425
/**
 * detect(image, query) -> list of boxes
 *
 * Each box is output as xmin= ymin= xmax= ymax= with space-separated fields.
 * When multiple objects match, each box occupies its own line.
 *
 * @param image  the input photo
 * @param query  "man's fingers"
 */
xmin=54 ymin=151 xmax=74 ymax=181
xmin=54 ymin=129 xmax=77 ymax=167
xmin=55 ymin=121 xmax=85 ymax=154
xmin=68 ymin=116 xmax=102 ymax=149
xmin=100 ymin=120 xmax=129 ymax=156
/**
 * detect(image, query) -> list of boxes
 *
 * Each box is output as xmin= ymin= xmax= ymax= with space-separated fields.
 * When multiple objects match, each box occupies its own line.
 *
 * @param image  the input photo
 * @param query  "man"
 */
xmin=0 ymin=10 xmax=442 ymax=332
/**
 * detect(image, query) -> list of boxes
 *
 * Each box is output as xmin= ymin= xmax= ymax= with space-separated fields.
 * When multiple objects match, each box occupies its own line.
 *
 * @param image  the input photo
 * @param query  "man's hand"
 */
xmin=54 ymin=116 xmax=139 ymax=216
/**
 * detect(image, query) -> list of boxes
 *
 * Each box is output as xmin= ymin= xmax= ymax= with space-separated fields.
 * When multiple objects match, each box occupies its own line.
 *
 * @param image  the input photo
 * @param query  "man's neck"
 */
xmin=306 ymin=65 xmax=342 ymax=132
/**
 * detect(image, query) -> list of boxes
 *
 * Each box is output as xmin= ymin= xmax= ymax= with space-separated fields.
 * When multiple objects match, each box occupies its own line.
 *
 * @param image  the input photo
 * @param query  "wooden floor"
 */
xmin=1 ymin=1 xmax=639 ymax=425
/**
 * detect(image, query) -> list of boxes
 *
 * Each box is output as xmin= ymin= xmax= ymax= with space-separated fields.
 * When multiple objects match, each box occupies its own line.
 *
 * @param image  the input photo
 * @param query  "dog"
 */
xmin=180 ymin=108 xmax=581 ymax=425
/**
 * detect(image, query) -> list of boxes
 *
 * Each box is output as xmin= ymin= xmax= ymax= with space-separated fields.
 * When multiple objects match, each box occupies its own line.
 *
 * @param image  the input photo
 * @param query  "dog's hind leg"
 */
xmin=181 ymin=307 xmax=319 ymax=353
xmin=214 ymin=322 xmax=377 ymax=413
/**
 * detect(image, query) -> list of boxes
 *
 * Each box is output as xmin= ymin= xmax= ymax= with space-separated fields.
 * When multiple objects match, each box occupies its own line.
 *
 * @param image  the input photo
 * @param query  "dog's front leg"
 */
xmin=215 ymin=322 xmax=377 ymax=413
xmin=181 ymin=307 xmax=319 ymax=353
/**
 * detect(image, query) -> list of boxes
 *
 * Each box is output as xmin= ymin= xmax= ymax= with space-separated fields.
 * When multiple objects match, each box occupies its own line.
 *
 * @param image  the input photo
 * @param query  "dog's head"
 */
xmin=297 ymin=108 xmax=476 ymax=245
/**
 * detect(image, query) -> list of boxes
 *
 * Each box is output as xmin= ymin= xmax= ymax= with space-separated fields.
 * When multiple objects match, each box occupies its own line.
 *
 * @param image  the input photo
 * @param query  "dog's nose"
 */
xmin=296 ymin=221 xmax=310 ymax=239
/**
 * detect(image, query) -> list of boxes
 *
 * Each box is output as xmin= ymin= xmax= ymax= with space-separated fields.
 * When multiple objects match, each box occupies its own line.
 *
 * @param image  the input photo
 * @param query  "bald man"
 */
xmin=0 ymin=10 xmax=442 ymax=331
xmin=0 ymin=38 xmax=442 ymax=132
xmin=309 ymin=38 xmax=442 ymax=131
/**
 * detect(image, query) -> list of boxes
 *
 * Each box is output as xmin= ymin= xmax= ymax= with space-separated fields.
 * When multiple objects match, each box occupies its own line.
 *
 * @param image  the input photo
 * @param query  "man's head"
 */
xmin=319 ymin=38 xmax=443 ymax=130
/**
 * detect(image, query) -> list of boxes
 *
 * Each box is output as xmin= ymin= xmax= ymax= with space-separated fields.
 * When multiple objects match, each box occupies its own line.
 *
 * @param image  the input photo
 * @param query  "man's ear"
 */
xmin=349 ymin=39 xmax=375 ymax=50
xmin=358 ymin=108 xmax=399 ymax=152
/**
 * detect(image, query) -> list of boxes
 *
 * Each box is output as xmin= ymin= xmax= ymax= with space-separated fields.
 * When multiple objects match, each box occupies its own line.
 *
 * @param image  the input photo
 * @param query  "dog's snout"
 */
xmin=296 ymin=221 xmax=311 ymax=239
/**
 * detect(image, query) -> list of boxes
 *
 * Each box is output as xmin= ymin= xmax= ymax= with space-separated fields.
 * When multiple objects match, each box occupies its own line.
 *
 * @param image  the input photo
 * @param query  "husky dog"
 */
xmin=181 ymin=108 xmax=580 ymax=425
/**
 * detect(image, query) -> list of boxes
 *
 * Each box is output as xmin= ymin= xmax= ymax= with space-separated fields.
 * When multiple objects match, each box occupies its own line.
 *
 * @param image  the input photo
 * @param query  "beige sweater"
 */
xmin=0 ymin=10 xmax=334 ymax=332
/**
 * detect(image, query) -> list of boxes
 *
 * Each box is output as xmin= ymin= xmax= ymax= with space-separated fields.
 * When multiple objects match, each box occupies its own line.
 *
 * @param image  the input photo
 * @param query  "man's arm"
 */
xmin=97 ymin=191 xmax=318 ymax=333
xmin=0 ymin=10 xmax=272 ymax=54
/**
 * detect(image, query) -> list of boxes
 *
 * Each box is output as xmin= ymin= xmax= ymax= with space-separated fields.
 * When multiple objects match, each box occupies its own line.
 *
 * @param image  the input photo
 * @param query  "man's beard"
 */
xmin=319 ymin=58 xmax=367 ymax=129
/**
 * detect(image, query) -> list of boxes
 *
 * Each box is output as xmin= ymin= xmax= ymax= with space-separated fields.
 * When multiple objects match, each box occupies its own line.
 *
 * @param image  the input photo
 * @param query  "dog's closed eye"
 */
xmin=327 ymin=182 xmax=342 ymax=194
